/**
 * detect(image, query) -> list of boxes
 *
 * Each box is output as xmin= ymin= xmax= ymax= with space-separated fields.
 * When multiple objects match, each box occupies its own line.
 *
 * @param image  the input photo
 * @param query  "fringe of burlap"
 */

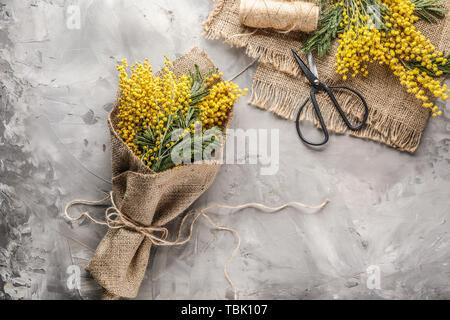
xmin=249 ymin=75 xmax=424 ymax=151
xmin=204 ymin=0 xmax=450 ymax=152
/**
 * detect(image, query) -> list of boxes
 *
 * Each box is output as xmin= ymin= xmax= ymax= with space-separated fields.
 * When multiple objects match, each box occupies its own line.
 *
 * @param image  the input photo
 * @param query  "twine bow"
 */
xmin=65 ymin=192 xmax=166 ymax=245
xmin=65 ymin=192 xmax=329 ymax=299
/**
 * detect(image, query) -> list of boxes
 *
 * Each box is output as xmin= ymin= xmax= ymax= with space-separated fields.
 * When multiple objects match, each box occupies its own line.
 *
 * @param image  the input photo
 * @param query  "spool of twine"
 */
xmin=239 ymin=0 xmax=319 ymax=33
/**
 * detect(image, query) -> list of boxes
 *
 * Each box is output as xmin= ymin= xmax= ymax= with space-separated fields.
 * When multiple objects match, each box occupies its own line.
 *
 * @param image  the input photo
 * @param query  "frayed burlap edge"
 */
xmin=249 ymin=77 xmax=424 ymax=152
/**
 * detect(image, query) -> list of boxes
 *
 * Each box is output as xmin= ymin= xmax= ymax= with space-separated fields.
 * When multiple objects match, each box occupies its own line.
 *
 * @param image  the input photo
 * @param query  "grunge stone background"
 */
xmin=0 ymin=0 xmax=449 ymax=299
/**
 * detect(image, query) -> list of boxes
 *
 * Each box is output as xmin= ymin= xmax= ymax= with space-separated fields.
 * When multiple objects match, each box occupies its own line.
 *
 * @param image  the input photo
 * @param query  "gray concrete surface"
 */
xmin=0 ymin=0 xmax=449 ymax=300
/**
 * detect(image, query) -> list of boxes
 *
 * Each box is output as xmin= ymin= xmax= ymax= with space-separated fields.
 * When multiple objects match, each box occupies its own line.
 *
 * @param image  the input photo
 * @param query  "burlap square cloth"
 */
xmin=204 ymin=0 xmax=450 ymax=152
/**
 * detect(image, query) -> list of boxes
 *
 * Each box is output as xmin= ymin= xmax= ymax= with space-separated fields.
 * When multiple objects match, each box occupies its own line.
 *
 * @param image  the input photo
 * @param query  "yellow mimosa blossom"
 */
xmin=335 ymin=0 xmax=449 ymax=117
xmin=115 ymin=56 xmax=245 ymax=172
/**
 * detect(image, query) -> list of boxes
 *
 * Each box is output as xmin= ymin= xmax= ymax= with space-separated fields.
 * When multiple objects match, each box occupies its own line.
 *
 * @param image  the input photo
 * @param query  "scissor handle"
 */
xmin=295 ymin=87 xmax=329 ymax=146
xmin=326 ymin=85 xmax=369 ymax=131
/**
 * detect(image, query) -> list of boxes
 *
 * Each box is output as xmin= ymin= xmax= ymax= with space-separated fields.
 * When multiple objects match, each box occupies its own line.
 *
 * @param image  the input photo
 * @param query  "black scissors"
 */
xmin=292 ymin=50 xmax=369 ymax=146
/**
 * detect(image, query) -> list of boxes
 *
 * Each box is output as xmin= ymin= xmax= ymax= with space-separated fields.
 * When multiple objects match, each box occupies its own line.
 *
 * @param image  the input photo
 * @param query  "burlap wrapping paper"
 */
xmin=86 ymin=47 xmax=232 ymax=299
xmin=204 ymin=0 xmax=450 ymax=152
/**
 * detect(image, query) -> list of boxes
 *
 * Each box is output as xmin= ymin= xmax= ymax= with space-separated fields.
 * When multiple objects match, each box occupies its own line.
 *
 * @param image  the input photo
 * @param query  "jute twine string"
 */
xmin=228 ymin=0 xmax=318 ymax=41
xmin=239 ymin=0 xmax=319 ymax=33
xmin=227 ymin=59 xmax=258 ymax=82
xmin=65 ymin=192 xmax=329 ymax=299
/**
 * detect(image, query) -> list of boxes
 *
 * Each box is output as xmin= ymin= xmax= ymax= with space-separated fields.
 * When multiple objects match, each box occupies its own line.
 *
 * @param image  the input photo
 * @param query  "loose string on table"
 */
xmin=65 ymin=192 xmax=329 ymax=300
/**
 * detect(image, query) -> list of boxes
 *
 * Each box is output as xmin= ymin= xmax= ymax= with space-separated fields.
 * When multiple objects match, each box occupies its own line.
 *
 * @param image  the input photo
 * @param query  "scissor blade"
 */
xmin=307 ymin=52 xmax=319 ymax=80
xmin=291 ymin=49 xmax=319 ymax=85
